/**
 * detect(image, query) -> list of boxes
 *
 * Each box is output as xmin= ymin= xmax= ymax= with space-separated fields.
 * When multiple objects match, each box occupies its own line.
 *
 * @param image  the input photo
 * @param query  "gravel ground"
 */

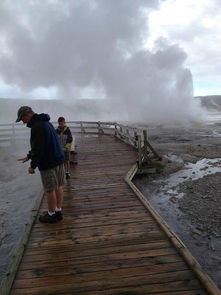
xmin=178 ymin=173 xmax=221 ymax=237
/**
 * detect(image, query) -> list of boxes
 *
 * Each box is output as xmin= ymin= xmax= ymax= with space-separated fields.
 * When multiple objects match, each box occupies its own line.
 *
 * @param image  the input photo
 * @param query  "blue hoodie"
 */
xmin=27 ymin=113 xmax=64 ymax=170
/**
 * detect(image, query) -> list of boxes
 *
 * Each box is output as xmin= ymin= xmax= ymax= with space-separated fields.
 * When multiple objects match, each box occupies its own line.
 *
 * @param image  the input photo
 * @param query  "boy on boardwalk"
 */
xmin=56 ymin=117 xmax=73 ymax=179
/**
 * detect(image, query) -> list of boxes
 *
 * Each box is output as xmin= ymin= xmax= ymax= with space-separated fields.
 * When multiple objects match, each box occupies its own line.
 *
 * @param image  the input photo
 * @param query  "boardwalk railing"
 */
xmin=0 ymin=121 xmax=161 ymax=171
xmin=114 ymin=123 xmax=162 ymax=171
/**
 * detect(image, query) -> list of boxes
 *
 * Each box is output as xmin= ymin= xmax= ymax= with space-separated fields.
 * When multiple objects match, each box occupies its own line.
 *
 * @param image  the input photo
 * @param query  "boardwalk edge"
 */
xmin=125 ymin=163 xmax=221 ymax=295
xmin=0 ymin=190 xmax=44 ymax=295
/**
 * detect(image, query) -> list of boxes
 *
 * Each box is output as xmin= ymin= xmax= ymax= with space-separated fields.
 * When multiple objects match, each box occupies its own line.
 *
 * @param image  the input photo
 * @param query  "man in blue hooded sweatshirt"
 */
xmin=16 ymin=106 xmax=65 ymax=223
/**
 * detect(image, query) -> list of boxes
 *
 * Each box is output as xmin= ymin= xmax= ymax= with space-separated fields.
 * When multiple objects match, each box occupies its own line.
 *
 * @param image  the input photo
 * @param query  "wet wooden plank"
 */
xmin=11 ymin=278 xmax=203 ymax=295
xmin=16 ymin=260 xmax=188 ymax=280
xmin=10 ymin=134 xmax=211 ymax=295
xmin=21 ymin=239 xmax=172 ymax=260
xmin=13 ymin=268 xmax=196 ymax=289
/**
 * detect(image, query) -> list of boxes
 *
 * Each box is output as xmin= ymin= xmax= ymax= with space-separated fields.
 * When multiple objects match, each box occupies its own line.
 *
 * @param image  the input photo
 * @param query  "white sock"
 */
xmin=48 ymin=211 xmax=55 ymax=216
xmin=55 ymin=208 xmax=62 ymax=212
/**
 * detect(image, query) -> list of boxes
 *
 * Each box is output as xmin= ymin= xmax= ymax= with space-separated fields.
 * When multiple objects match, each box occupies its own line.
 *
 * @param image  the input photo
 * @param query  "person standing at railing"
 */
xmin=16 ymin=106 xmax=65 ymax=223
xmin=56 ymin=117 xmax=73 ymax=180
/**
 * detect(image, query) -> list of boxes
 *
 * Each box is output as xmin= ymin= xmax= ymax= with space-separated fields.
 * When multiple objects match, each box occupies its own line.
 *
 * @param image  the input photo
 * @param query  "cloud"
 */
xmin=148 ymin=0 xmax=221 ymax=96
xmin=0 ymin=0 xmax=203 ymax=124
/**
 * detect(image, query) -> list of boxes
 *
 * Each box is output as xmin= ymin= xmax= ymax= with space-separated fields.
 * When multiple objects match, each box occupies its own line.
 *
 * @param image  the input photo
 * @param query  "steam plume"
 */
xmin=0 ymin=0 xmax=202 ymax=124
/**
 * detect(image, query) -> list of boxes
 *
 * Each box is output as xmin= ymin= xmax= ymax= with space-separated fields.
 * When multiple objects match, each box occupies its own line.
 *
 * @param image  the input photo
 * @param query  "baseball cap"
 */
xmin=16 ymin=106 xmax=33 ymax=122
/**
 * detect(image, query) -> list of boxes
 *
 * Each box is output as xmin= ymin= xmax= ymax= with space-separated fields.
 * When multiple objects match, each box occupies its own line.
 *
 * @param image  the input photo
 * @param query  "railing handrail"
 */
xmin=0 ymin=121 xmax=161 ymax=169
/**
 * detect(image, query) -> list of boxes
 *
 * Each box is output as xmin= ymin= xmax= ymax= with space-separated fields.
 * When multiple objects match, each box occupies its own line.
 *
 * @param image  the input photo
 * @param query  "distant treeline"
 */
xmin=195 ymin=95 xmax=221 ymax=110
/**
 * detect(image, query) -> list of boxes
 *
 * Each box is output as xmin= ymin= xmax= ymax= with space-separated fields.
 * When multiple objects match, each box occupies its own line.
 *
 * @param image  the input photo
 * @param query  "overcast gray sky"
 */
xmin=0 ymin=0 xmax=219 ymax=123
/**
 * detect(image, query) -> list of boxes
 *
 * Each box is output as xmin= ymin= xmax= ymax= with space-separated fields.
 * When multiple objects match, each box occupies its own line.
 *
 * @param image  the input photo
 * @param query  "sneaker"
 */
xmin=56 ymin=211 xmax=63 ymax=221
xmin=39 ymin=212 xmax=57 ymax=223
xmin=66 ymin=172 xmax=71 ymax=179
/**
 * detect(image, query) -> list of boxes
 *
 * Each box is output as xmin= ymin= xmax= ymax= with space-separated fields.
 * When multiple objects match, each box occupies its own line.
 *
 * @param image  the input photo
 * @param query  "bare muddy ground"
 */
xmin=0 ymin=141 xmax=42 ymax=284
xmin=133 ymin=122 xmax=221 ymax=289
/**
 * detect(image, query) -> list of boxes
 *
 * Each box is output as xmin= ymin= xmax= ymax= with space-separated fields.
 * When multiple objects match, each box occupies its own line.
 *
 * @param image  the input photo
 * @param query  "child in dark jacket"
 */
xmin=56 ymin=117 xmax=73 ymax=179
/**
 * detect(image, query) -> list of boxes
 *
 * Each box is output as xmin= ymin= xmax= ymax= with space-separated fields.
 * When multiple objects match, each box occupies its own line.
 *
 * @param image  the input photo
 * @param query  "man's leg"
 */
xmin=54 ymin=164 xmax=65 ymax=220
xmin=39 ymin=190 xmax=57 ymax=223
xmin=55 ymin=186 xmax=64 ymax=221
xmin=55 ymin=186 xmax=64 ymax=209
xmin=46 ymin=190 xmax=57 ymax=212
xmin=39 ymin=166 xmax=64 ymax=223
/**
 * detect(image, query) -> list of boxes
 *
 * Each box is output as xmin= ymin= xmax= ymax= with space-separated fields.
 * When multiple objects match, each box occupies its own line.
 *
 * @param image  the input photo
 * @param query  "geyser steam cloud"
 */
xmin=0 ymin=0 xmax=202 ymax=124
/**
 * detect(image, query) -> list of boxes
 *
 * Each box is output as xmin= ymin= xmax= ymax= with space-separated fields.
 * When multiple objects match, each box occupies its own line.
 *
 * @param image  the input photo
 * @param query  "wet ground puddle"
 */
xmin=149 ymin=156 xmax=221 ymax=206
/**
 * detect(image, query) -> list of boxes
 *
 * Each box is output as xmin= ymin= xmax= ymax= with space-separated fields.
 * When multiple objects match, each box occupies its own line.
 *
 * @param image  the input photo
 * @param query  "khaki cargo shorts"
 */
xmin=40 ymin=163 xmax=65 ymax=192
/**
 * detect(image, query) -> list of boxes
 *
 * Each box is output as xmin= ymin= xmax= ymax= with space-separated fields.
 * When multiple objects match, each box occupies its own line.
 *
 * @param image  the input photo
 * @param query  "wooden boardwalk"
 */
xmin=10 ymin=134 xmax=218 ymax=295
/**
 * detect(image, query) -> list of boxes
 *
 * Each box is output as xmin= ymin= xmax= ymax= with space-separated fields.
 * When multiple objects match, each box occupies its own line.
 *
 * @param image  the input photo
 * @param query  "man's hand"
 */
xmin=28 ymin=167 xmax=35 ymax=174
xmin=17 ymin=157 xmax=29 ymax=163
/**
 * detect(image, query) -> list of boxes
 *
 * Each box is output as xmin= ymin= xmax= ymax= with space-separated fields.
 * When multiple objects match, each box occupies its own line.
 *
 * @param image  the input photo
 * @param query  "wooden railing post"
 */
xmin=134 ymin=131 xmax=138 ymax=148
xmin=98 ymin=121 xmax=104 ymax=134
xmin=143 ymin=129 xmax=148 ymax=147
xmin=114 ymin=124 xmax=118 ymax=136
xmin=137 ymin=134 xmax=142 ymax=168
xmin=80 ymin=122 xmax=85 ymax=133
xmin=142 ymin=130 xmax=151 ymax=163
xmin=126 ymin=129 xmax=130 ymax=141
xmin=143 ymin=129 xmax=161 ymax=160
